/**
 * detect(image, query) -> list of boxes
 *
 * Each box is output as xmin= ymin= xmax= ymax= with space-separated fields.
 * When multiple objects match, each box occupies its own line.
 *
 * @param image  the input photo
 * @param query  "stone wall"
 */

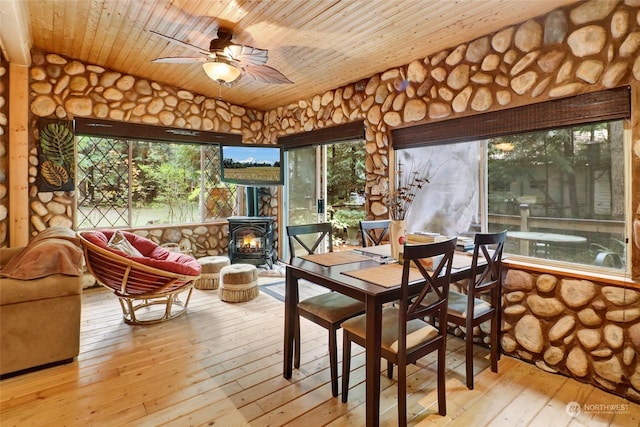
xmin=123 ymin=223 xmax=228 ymax=259
xmin=21 ymin=49 xmax=272 ymax=252
xmin=502 ymin=267 xmax=640 ymax=402
xmin=264 ymin=0 xmax=640 ymax=223
xmin=4 ymin=48 xmax=282 ymax=252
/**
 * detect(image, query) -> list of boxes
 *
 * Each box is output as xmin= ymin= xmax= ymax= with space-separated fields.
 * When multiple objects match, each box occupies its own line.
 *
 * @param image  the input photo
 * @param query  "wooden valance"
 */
xmin=278 ymin=121 xmax=365 ymax=150
xmin=75 ymin=118 xmax=242 ymax=145
xmin=391 ymin=86 xmax=631 ymax=149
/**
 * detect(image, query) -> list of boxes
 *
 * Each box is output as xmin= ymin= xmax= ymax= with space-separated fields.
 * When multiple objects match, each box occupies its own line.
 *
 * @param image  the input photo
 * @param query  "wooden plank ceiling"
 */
xmin=20 ymin=0 xmax=580 ymax=111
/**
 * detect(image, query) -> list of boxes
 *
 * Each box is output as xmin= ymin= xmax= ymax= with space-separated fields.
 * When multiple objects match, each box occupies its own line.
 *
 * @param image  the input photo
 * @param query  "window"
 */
xmin=391 ymin=88 xmax=630 ymax=272
xmin=394 ymin=120 xmax=627 ymax=270
xmin=76 ymin=135 xmax=238 ymax=229
xmin=396 ymin=140 xmax=481 ymax=237
xmin=487 ymin=121 xmax=626 ymax=269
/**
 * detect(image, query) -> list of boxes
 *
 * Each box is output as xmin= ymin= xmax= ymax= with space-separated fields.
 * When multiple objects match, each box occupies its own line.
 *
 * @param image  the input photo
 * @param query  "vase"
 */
xmin=388 ymin=219 xmax=407 ymax=261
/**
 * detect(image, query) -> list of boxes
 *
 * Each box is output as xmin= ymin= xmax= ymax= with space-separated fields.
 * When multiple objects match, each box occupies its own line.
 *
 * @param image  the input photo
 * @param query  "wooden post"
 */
xmin=519 ymin=203 xmax=530 ymax=255
xmin=8 ymin=63 xmax=29 ymax=247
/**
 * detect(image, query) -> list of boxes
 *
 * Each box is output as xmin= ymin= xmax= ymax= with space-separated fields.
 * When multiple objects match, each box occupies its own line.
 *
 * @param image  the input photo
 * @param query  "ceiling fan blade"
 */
xmin=150 ymin=30 xmax=210 ymax=56
xmin=152 ymin=56 xmax=210 ymax=64
xmin=225 ymin=44 xmax=269 ymax=67
xmin=243 ymin=65 xmax=293 ymax=84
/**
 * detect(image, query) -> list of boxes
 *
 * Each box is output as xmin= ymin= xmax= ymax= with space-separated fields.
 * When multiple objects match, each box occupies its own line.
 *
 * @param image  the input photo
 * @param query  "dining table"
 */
xmin=282 ymin=244 xmax=478 ymax=426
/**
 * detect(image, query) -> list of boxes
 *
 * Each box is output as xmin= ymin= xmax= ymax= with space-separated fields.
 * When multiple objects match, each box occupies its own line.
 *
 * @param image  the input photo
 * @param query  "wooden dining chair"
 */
xmin=286 ymin=223 xmax=365 ymax=397
xmin=359 ymin=219 xmax=390 ymax=247
xmin=448 ymin=230 xmax=506 ymax=389
xmin=341 ymin=237 xmax=456 ymax=422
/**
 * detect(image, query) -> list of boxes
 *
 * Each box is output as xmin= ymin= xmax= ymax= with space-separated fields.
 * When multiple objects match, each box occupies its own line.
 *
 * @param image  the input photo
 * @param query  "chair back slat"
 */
xmin=359 ymin=219 xmax=390 ymax=247
xmin=395 ymin=238 xmax=456 ymax=363
xmin=401 ymin=238 xmax=457 ymax=322
xmin=469 ymin=230 xmax=506 ymax=296
xmin=286 ymin=223 xmax=333 ymax=259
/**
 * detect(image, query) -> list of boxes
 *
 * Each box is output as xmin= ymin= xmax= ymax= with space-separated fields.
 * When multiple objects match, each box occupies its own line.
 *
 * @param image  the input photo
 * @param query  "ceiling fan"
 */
xmin=150 ymin=29 xmax=293 ymax=86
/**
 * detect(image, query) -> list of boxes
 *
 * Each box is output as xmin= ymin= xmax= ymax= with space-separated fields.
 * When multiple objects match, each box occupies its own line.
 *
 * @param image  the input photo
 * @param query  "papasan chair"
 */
xmin=78 ymin=230 xmax=202 ymax=325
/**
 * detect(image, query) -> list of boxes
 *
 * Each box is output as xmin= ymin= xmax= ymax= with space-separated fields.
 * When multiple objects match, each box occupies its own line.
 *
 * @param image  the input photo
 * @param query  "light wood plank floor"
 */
xmin=2 ymin=279 xmax=640 ymax=427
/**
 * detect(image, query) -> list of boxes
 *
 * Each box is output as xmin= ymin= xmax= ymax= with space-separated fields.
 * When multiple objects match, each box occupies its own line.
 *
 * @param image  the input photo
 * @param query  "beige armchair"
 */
xmin=0 ymin=227 xmax=83 ymax=376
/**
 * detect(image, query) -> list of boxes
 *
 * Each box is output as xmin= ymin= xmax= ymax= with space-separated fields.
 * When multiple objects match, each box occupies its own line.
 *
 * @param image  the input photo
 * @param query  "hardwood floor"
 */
xmin=2 ymin=278 xmax=639 ymax=427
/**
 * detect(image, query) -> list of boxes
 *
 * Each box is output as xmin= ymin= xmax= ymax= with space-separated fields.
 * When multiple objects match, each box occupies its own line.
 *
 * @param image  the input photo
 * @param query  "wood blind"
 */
xmin=391 ymin=86 xmax=631 ymax=149
xmin=278 ymin=121 xmax=365 ymax=149
xmin=75 ymin=118 xmax=242 ymax=144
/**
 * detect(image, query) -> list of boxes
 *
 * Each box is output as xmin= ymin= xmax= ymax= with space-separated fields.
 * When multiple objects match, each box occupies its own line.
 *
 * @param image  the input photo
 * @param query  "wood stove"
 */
xmin=227 ymin=216 xmax=275 ymax=267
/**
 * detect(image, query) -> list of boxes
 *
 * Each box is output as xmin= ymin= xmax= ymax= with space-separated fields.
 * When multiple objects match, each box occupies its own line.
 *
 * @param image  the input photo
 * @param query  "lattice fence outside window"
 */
xmin=77 ymin=136 xmax=237 ymax=229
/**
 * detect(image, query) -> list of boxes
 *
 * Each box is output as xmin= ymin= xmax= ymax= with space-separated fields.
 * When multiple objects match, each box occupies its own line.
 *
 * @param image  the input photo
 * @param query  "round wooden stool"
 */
xmin=219 ymin=264 xmax=259 ymax=302
xmin=194 ymin=256 xmax=230 ymax=290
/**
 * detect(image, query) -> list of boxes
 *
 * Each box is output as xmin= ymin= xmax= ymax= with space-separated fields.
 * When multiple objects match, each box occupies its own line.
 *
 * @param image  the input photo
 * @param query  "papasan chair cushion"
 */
xmin=82 ymin=230 xmax=201 ymax=276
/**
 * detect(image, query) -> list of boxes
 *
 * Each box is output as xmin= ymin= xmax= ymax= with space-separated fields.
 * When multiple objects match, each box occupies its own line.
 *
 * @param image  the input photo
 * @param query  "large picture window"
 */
xmin=391 ymin=88 xmax=630 ymax=273
xmin=396 ymin=119 xmax=627 ymax=271
xmin=487 ymin=121 xmax=626 ymax=269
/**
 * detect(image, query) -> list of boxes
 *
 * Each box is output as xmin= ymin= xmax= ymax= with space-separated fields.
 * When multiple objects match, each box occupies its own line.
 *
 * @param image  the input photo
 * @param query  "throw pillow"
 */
xmin=108 ymin=230 xmax=143 ymax=257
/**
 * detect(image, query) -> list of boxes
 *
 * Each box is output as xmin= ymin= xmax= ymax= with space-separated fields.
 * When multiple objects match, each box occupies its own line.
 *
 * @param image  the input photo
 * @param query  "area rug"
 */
xmin=256 ymin=261 xmax=286 ymax=277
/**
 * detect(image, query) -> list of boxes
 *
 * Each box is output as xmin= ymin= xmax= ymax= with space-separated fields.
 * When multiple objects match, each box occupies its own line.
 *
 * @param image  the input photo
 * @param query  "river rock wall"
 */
xmin=2 ymin=46 xmax=280 ymax=252
xmin=502 ymin=268 xmax=640 ymax=402
xmin=264 ymin=0 xmax=640 ymax=225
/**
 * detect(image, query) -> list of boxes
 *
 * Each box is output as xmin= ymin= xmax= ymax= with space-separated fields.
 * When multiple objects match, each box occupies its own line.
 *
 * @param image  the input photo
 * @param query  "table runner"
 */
xmin=341 ymin=263 xmax=424 ymax=288
xmin=300 ymin=251 xmax=371 ymax=267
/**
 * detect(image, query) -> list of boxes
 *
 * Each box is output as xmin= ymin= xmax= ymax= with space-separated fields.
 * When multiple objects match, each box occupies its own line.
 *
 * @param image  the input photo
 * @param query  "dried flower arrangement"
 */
xmin=385 ymin=159 xmax=430 ymax=220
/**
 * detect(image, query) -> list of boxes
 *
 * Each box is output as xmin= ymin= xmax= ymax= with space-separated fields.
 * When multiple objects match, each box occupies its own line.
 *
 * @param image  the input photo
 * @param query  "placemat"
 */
xmin=300 ymin=251 xmax=371 ymax=267
xmin=341 ymin=263 xmax=424 ymax=288
xmin=357 ymin=244 xmax=391 ymax=257
xmin=452 ymin=253 xmax=474 ymax=270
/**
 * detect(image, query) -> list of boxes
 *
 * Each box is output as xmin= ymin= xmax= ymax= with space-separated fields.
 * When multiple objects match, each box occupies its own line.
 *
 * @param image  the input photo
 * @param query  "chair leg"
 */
xmin=387 ymin=360 xmax=394 ymax=378
xmin=490 ymin=314 xmax=499 ymax=373
xmin=341 ymin=332 xmax=352 ymax=403
xmin=438 ymin=344 xmax=447 ymax=416
xmin=465 ymin=323 xmax=474 ymax=390
xmin=398 ymin=360 xmax=407 ymax=426
xmin=294 ymin=313 xmax=301 ymax=369
xmin=496 ymin=293 xmax=503 ymax=362
xmin=328 ymin=327 xmax=339 ymax=397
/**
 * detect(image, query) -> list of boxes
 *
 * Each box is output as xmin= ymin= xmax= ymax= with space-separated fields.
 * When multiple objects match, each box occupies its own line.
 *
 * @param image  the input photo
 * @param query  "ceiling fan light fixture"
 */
xmin=202 ymin=59 xmax=241 ymax=84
